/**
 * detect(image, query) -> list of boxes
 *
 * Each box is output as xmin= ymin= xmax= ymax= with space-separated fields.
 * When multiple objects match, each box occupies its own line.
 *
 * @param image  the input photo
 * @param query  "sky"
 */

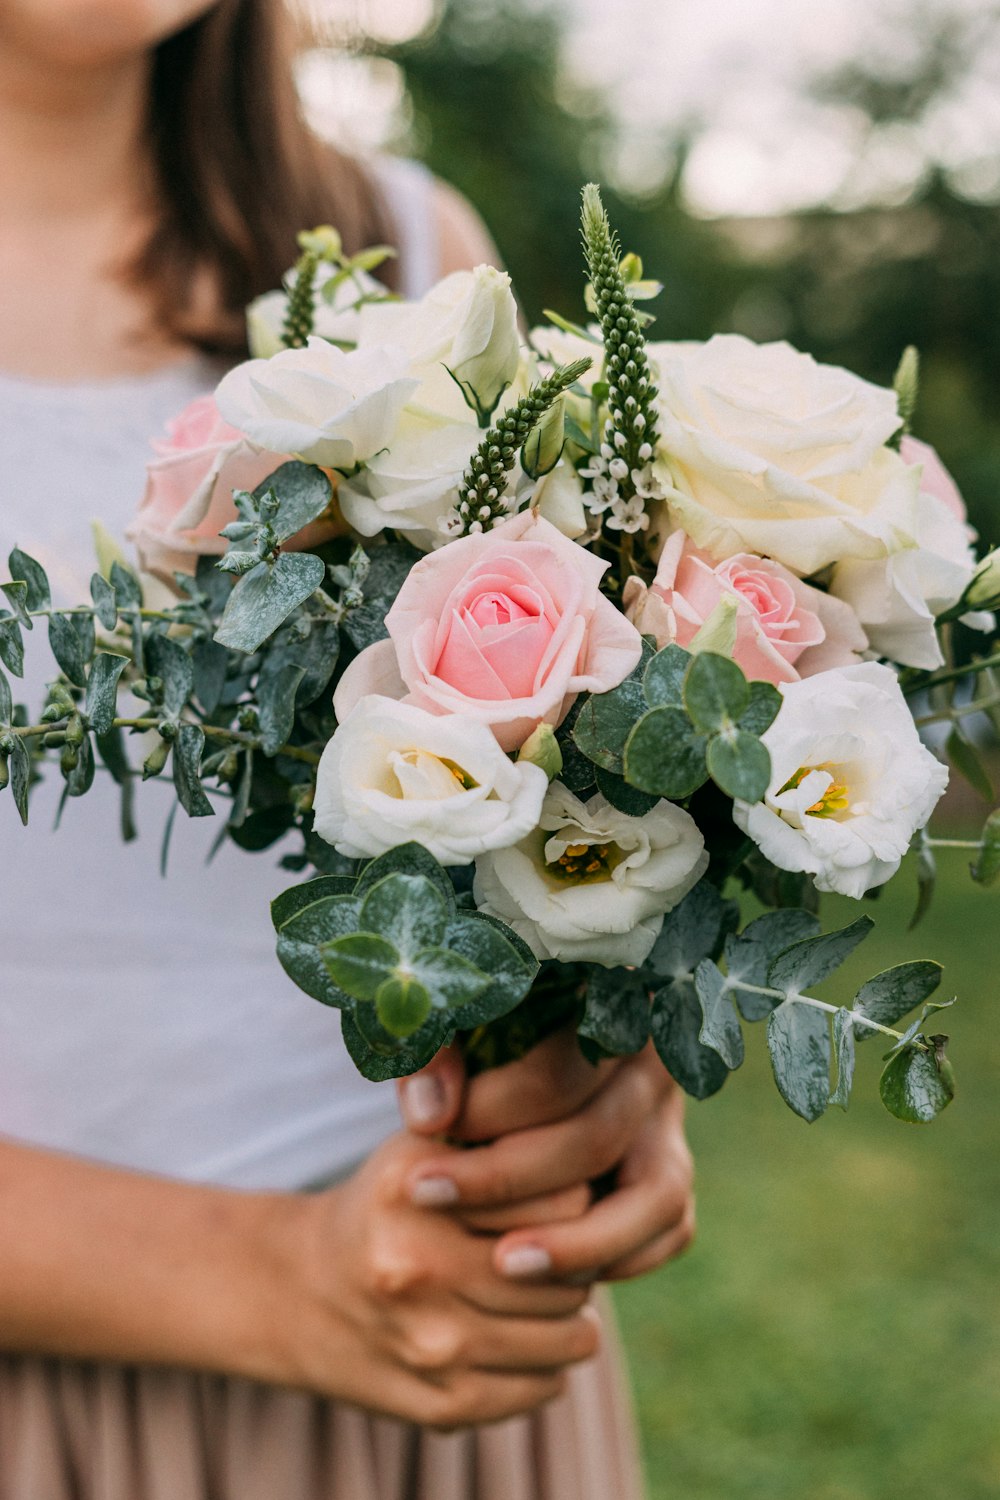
xmin=295 ymin=0 xmax=1000 ymax=216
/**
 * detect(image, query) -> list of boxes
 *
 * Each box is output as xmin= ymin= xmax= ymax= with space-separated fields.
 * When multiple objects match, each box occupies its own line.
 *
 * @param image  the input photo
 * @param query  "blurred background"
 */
xmin=293 ymin=3 xmax=1000 ymax=1494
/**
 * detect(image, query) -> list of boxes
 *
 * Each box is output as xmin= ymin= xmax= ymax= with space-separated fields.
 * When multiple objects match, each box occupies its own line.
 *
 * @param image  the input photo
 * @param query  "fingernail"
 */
xmin=400 ymin=1073 xmax=445 ymax=1128
xmin=500 ymin=1245 xmax=553 ymax=1279
xmin=410 ymin=1175 xmax=459 ymax=1208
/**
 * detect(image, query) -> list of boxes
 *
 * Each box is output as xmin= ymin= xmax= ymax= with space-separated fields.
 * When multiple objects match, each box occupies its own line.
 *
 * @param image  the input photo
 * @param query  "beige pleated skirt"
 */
xmin=0 ymin=1299 xmax=644 ymax=1500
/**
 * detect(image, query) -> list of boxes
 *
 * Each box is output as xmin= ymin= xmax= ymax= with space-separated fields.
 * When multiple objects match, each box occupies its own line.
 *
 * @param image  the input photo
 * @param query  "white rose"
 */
xmin=733 ymin=663 xmax=948 ymax=900
xmin=338 ymin=416 xmax=481 ymax=549
xmin=651 ymin=334 xmax=913 ymax=575
xmin=215 ymin=338 xmax=418 ymax=469
xmin=474 ymin=784 xmax=708 ymax=966
xmin=246 ymin=264 xmax=385 ymax=358
xmin=313 ymin=696 xmax=548 ymax=866
xmin=358 ymin=266 xmax=521 ymax=423
xmin=831 ymin=489 xmax=982 ymax=671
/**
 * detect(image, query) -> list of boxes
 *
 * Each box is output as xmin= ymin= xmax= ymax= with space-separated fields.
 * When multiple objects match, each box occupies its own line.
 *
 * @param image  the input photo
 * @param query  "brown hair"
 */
xmin=137 ymin=0 xmax=395 ymax=356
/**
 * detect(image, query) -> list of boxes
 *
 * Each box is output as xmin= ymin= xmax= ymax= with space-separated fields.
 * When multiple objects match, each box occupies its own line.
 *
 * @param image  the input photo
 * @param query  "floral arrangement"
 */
xmin=4 ymin=187 xmax=999 ymax=1123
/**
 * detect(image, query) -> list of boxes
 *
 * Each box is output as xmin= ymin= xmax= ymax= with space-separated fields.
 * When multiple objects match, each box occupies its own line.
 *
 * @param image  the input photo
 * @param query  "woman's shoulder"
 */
xmin=368 ymin=156 xmax=500 ymax=295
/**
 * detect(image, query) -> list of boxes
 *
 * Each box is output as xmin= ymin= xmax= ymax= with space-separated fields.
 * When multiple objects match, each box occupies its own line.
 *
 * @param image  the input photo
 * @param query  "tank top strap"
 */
xmin=371 ymin=155 xmax=441 ymax=299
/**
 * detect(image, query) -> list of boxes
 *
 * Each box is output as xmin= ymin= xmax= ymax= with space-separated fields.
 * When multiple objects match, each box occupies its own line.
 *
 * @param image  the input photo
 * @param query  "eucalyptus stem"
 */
xmin=26 ymin=605 xmax=178 ymax=624
xmin=914 ymin=693 xmax=1000 ymax=727
xmin=676 ymin=971 xmax=912 ymax=1044
xmin=903 ymin=649 xmax=1000 ymax=697
xmin=10 ymin=715 xmax=322 ymax=768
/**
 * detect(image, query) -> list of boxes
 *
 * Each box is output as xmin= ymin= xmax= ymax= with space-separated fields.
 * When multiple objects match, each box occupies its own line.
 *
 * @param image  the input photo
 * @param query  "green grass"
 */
xmin=613 ymin=857 xmax=1000 ymax=1500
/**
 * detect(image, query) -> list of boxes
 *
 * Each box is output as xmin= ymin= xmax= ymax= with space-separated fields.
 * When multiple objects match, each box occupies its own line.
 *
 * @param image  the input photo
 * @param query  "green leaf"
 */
xmin=90 ymin=571 xmax=118 ymax=631
xmin=214 ymin=552 xmax=325 ymax=654
xmin=706 ymin=729 xmax=771 ymax=802
xmin=768 ymin=916 xmax=874 ymax=995
xmin=767 ymin=1001 xmax=830 ymax=1122
xmin=946 ymin=725 xmax=993 ymax=801
xmin=578 ymin=967 xmax=650 ymax=1058
xmin=375 ymin=974 xmax=433 ymax=1037
xmin=9 ymin=735 xmax=31 ymax=824
xmin=323 ymin=932 xmax=399 ymax=1000
xmin=0 ymin=617 xmax=24 ymax=677
xmin=47 ymin=612 xmax=88 ymax=687
xmin=258 ymin=662 xmax=305 ymax=756
xmin=623 ymin=705 xmax=708 ymax=798
xmin=0 ymin=667 xmax=11 ymax=725
xmin=1 ymin=581 xmax=31 ymax=630
xmin=254 ymin=461 xmax=333 ymax=545
xmin=830 ymin=1008 xmax=856 ymax=1110
xmin=642 ymin=643 xmax=689 ymax=708
xmin=172 ymin=723 xmax=215 ymax=818
xmin=191 ymin=639 xmax=229 ymax=714
xmin=971 ymin=809 xmax=1000 ymax=886
xmin=572 ymin=672 xmax=650 ymax=773
xmin=593 ymin=765 xmax=658 ymax=816
xmin=724 ymin=909 xmax=821 ymax=1020
xmin=275 ymin=894 xmax=363 ymax=1007
xmin=354 ymin=843 xmax=456 ymax=908
xmin=145 ymin=634 xmax=194 ymax=718
xmin=694 ymin=959 xmax=744 ymax=1069
xmin=95 ymin=726 xmax=137 ymax=842
xmin=879 ymin=1041 xmax=954 ymax=1122
xmin=340 ymin=1007 xmax=450 ymax=1081
xmin=271 ymin=875 xmax=358 ymax=931
xmin=644 ymin=879 xmax=736 ymax=981
xmin=85 ymin=652 xmax=128 ymax=737
xmin=8 ymin=548 xmax=50 ymax=611
xmin=737 ymin=680 xmax=782 ymax=737
xmin=650 ymin=979 xmax=730 ymax=1099
xmin=683 ymin=651 xmax=750 ymax=733
xmin=408 ymin=947 xmax=491 ymax=1011
xmin=341 ymin=542 xmax=422 ymax=652
xmin=852 ymin=961 xmax=942 ymax=1040
xmin=359 ymin=873 xmax=449 ymax=957
xmin=909 ymin=840 xmax=936 ymax=928
xmin=261 ymin=616 xmax=340 ymax=707
xmin=109 ymin=560 xmax=142 ymax=609
xmin=63 ymin=732 xmax=95 ymax=797
xmin=438 ymin=911 xmax=539 ymax=1029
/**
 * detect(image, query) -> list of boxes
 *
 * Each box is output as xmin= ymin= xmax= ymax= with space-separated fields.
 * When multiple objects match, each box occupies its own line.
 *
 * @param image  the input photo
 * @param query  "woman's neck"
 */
xmin=0 ymin=45 xmax=189 ymax=380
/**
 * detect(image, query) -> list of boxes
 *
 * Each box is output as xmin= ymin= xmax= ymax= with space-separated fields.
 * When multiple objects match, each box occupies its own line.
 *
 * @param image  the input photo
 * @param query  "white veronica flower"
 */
xmin=313 ymin=697 xmax=548 ymax=866
xmin=474 ymin=784 xmax=708 ymax=966
xmin=215 ymin=338 xmax=418 ymax=469
xmin=733 ymin=663 xmax=948 ymax=899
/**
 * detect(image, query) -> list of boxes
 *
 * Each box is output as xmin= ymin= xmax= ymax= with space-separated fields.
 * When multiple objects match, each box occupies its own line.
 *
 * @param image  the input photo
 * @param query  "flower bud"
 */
xmin=964 ymin=548 xmax=1000 ymax=611
xmin=521 ymin=398 xmax=566 ymax=479
xmin=689 ymin=594 xmax=739 ymax=658
xmin=142 ymin=737 xmax=172 ymax=779
xmin=447 ymin=266 xmax=521 ymax=422
xmin=297 ymin=225 xmax=342 ymax=262
xmin=516 ymin=722 xmax=563 ymax=781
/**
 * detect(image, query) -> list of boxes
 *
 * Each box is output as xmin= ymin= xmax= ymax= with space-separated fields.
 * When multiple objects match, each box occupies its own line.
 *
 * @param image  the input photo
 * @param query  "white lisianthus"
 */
xmin=474 ymin=784 xmax=708 ymax=966
xmin=650 ymin=335 xmax=915 ymax=576
xmin=246 ymin=264 xmax=385 ymax=358
xmin=338 ymin=417 xmax=481 ymax=548
xmin=358 ymin=267 xmax=521 ymax=424
xmin=313 ymin=697 xmax=548 ymax=865
xmin=516 ymin=459 xmax=590 ymax=540
xmin=214 ymin=338 xmax=418 ymax=469
xmin=733 ymin=663 xmax=948 ymax=899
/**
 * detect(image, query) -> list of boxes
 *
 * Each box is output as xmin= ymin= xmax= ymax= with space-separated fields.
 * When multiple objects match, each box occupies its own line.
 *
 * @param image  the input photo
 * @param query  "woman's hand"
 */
xmin=398 ymin=1036 xmax=695 ymax=1284
xmin=275 ymin=1131 xmax=601 ymax=1430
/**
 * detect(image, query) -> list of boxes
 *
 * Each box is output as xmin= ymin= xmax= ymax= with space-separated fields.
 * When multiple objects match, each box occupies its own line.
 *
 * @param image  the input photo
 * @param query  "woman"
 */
xmin=0 ymin=3 xmax=694 ymax=1496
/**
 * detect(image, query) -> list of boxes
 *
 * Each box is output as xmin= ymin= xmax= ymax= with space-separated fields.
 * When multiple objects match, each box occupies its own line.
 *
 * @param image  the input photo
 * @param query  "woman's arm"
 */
xmin=0 ymin=1132 xmax=598 ymax=1429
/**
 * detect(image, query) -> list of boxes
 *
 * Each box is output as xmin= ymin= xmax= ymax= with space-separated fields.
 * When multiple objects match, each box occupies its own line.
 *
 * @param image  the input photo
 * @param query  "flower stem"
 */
xmin=903 ymin=650 xmax=1000 ymax=697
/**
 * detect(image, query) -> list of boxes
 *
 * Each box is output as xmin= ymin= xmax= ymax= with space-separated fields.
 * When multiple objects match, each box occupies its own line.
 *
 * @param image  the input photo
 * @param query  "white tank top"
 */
xmin=0 ymin=158 xmax=439 ymax=1189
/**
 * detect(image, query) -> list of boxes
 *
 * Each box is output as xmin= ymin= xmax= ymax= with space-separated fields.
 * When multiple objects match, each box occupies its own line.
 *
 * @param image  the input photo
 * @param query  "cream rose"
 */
xmin=733 ymin=663 xmax=948 ymax=899
xmin=623 ymin=530 xmax=867 ymax=685
xmin=125 ymin=395 xmax=287 ymax=580
xmin=214 ymin=338 xmax=418 ymax=469
xmin=333 ymin=511 xmax=642 ymax=752
xmin=313 ymin=696 xmax=548 ymax=865
xmin=651 ymin=335 xmax=914 ymax=575
xmin=473 ymin=783 xmax=708 ymax=966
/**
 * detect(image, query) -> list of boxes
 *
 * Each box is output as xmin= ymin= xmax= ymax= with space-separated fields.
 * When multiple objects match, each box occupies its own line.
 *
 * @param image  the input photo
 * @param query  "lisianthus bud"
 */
xmin=688 ymin=594 xmax=739 ymax=658
xmin=521 ymin=398 xmax=566 ymax=479
xmin=964 ymin=548 xmax=1000 ymax=610
xmin=516 ymin=722 xmax=563 ymax=780
xmin=447 ymin=266 xmax=521 ymax=422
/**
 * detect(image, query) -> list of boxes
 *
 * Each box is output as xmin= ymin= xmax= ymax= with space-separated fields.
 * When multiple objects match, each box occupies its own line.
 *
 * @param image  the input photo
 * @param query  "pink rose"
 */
xmin=900 ymin=436 xmax=966 ymax=523
xmin=127 ymin=395 xmax=289 ymax=580
xmin=333 ymin=512 xmax=643 ymax=752
xmin=624 ymin=531 xmax=867 ymax=685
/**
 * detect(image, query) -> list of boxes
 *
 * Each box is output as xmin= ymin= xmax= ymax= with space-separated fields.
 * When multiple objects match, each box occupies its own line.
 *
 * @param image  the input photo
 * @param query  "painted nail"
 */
xmin=410 ymin=1175 xmax=460 ymax=1207
xmin=500 ymin=1245 xmax=553 ymax=1279
xmin=400 ymin=1073 xmax=445 ymax=1128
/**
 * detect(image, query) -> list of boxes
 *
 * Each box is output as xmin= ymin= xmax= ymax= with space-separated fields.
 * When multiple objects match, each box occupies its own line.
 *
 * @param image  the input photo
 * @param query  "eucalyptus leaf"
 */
xmin=253 ymin=461 xmax=333 ymax=545
xmin=191 ymin=639 xmax=229 ymax=714
xmin=275 ymin=894 xmax=363 ymax=1007
xmin=214 ymin=552 xmax=325 ymax=654
xmin=146 ymin=633 xmax=194 ymax=718
xmin=642 ymin=643 xmax=689 ymax=708
xmin=650 ymin=979 xmax=730 ymax=1098
xmin=909 ymin=840 xmax=936 ymax=928
xmin=830 ymin=1008 xmax=856 ymax=1110
xmin=706 ymin=729 xmax=771 ymax=802
xmin=109 ymin=560 xmax=142 ymax=609
xmin=879 ymin=1041 xmax=954 ymax=1122
xmin=355 ymin=843 xmax=456 ymax=908
xmin=767 ymin=1001 xmax=831 ymax=1122
xmin=623 ymin=705 xmax=708 ymax=798
xmin=578 ymin=967 xmax=650 ymax=1057
xmin=694 ymin=959 xmax=744 ymax=1069
xmin=375 ymin=974 xmax=433 ymax=1037
xmin=970 ymin=809 xmax=1000 ymax=886
xmin=946 ymin=725 xmax=993 ymax=801
xmin=340 ymin=1008 xmax=449 ymax=1082
xmin=738 ymin=680 xmax=783 ymax=737
xmin=259 ymin=662 xmax=306 ymax=755
xmin=48 ymin=613 xmax=88 ymax=687
xmin=324 ymin=932 xmax=400 ymax=1000
xmin=0 ymin=617 xmax=24 ymax=677
xmin=572 ymin=671 xmax=650 ymax=773
xmin=95 ymin=726 xmax=137 ymax=842
xmin=683 ymin=652 xmax=750 ymax=733
xmin=90 ymin=571 xmax=119 ymax=631
xmin=8 ymin=548 xmax=50 ymax=612
xmin=644 ymin=879 xmax=736 ymax=982
xmin=724 ymin=909 xmax=821 ymax=1020
xmin=85 ymin=652 xmax=128 ymax=737
xmin=9 ymin=735 xmax=31 ymax=824
xmin=271 ymin=875 xmax=358 ymax=931
xmin=408 ymin=947 xmax=491 ymax=1011
xmin=439 ymin=911 xmax=538 ymax=1029
xmin=359 ymin=873 xmax=449 ymax=956
xmin=63 ymin=732 xmax=95 ymax=797
xmin=594 ymin=765 xmax=659 ymax=816
xmin=341 ymin=542 xmax=422 ymax=652
xmin=768 ymin=916 xmax=874 ymax=995
xmin=1 ymin=581 xmax=31 ymax=629
xmin=852 ymin=961 xmax=942 ymax=1039
xmin=172 ymin=723 xmax=215 ymax=818
xmin=0 ymin=667 xmax=11 ymax=726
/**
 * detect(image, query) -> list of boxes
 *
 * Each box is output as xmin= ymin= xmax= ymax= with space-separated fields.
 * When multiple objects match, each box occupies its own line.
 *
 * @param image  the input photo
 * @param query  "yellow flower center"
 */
xmin=780 ymin=764 xmax=851 ymax=819
xmin=550 ymin=840 xmax=617 ymax=881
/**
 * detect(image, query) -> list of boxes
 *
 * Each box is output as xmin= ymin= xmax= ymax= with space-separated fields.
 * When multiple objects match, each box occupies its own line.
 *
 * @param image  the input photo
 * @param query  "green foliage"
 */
xmin=578 ymin=966 xmax=651 ymax=1060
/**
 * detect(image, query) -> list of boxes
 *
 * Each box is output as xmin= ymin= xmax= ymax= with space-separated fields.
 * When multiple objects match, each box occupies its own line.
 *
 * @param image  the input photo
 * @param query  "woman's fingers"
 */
xmin=449 ymin=1027 xmax=622 ymax=1144
xmin=459 ymin=1183 xmax=591 ymax=1234
xmin=467 ymin=1305 xmax=601 ymax=1373
xmin=407 ymin=1055 xmax=661 ymax=1209
xmin=600 ymin=1207 xmax=696 ymax=1282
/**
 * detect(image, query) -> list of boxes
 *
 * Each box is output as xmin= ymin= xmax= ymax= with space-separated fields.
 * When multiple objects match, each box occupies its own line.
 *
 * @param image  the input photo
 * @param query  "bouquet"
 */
xmin=4 ymin=187 xmax=998 ymax=1124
